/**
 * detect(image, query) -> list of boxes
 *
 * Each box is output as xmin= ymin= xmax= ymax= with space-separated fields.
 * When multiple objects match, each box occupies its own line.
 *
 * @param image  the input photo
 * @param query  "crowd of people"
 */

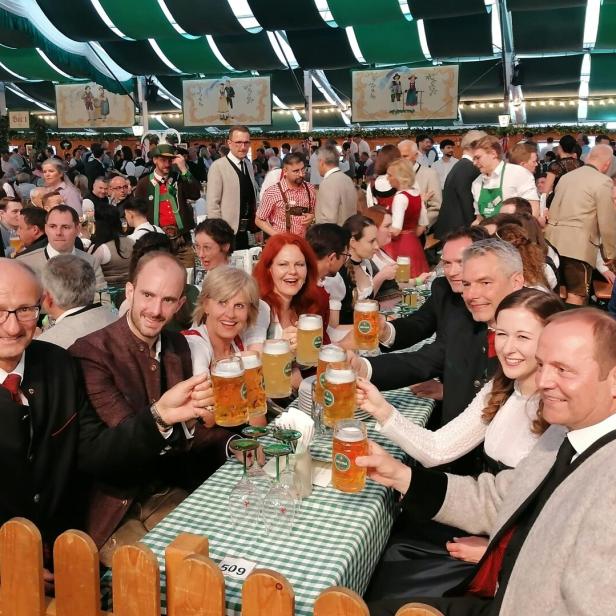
xmin=0 ymin=124 xmax=616 ymax=614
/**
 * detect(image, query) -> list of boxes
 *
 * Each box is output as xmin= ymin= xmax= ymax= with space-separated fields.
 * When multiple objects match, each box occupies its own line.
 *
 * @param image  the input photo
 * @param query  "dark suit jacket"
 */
xmin=135 ymin=170 xmax=200 ymax=235
xmin=84 ymin=158 xmax=105 ymax=191
xmin=69 ymin=316 xmax=230 ymax=547
xmin=369 ymin=299 xmax=498 ymax=428
xmin=385 ymin=276 xmax=461 ymax=351
xmin=0 ymin=341 xmax=168 ymax=551
xmin=433 ymin=157 xmax=480 ymax=240
xmin=188 ymin=158 xmax=207 ymax=183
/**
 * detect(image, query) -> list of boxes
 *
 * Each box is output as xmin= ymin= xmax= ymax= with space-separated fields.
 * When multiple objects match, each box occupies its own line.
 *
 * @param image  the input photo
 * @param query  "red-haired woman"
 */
xmin=252 ymin=232 xmax=327 ymax=356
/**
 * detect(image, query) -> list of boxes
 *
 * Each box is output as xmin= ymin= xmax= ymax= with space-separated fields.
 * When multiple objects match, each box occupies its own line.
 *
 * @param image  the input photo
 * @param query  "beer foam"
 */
xmin=354 ymin=300 xmax=378 ymax=312
xmin=337 ymin=426 xmax=365 ymax=442
xmin=298 ymin=314 xmax=322 ymax=330
xmin=263 ymin=339 xmax=291 ymax=355
xmin=325 ymin=367 xmax=356 ymax=385
xmin=319 ymin=344 xmax=347 ymax=362
xmin=211 ymin=359 xmax=244 ymax=378
xmin=237 ymin=352 xmax=261 ymax=369
xmin=396 ymin=256 xmax=410 ymax=264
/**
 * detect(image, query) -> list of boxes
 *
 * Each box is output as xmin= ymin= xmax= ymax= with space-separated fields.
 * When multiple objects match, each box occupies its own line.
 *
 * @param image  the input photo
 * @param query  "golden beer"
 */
xmin=353 ymin=299 xmax=379 ymax=354
xmin=323 ymin=366 xmax=356 ymax=428
xmin=296 ymin=313 xmax=323 ymax=367
xmin=395 ymin=256 xmax=411 ymax=283
xmin=315 ymin=344 xmax=347 ymax=407
xmin=211 ymin=358 xmax=248 ymax=427
xmin=332 ymin=419 xmax=368 ymax=493
xmin=9 ymin=236 xmax=22 ymax=255
xmin=262 ymin=339 xmax=293 ymax=398
xmin=237 ymin=351 xmax=267 ymax=418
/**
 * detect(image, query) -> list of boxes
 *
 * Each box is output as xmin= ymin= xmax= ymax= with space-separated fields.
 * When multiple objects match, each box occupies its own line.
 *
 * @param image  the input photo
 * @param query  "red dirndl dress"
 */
xmin=383 ymin=190 xmax=429 ymax=277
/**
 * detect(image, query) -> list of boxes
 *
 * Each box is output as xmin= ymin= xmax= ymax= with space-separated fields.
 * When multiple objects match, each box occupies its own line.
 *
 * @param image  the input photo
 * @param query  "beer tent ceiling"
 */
xmin=0 ymin=0 xmax=615 ymax=128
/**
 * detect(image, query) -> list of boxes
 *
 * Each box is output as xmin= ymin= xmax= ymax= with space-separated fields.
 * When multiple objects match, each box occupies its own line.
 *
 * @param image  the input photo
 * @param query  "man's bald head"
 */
xmin=0 ymin=259 xmax=41 ymax=295
xmin=586 ymin=144 xmax=614 ymax=174
xmin=397 ymin=140 xmax=418 ymax=162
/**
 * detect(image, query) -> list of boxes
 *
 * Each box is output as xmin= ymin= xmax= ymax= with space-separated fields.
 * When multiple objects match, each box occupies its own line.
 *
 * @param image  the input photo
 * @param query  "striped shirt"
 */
xmin=256 ymin=177 xmax=316 ymax=236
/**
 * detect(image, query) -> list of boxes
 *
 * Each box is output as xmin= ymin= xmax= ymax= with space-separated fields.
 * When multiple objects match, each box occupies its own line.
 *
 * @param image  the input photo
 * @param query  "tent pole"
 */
xmin=304 ymin=70 xmax=313 ymax=132
xmin=137 ymin=76 xmax=149 ymax=135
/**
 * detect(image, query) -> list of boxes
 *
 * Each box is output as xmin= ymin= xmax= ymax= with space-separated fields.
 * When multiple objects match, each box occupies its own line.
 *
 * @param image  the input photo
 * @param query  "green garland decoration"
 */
xmin=31 ymin=118 xmax=49 ymax=152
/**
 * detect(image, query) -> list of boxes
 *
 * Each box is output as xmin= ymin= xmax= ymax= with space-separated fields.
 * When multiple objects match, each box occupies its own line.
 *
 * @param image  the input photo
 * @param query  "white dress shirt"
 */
xmin=432 ymin=156 xmax=459 ymax=188
xmin=129 ymin=221 xmax=164 ymax=242
xmin=472 ymin=161 xmax=539 ymax=215
xmin=568 ymin=412 xmax=616 ymax=462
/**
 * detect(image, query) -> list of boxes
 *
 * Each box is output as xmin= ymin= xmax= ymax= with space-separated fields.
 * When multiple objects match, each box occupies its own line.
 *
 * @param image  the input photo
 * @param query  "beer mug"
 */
xmin=315 ymin=344 xmax=347 ymax=407
xmin=9 ymin=236 xmax=22 ymax=256
xmin=211 ymin=357 xmax=248 ymax=427
xmin=236 ymin=351 xmax=267 ymax=418
xmin=353 ymin=299 xmax=379 ymax=356
xmin=262 ymin=339 xmax=293 ymax=398
xmin=322 ymin=366 xmax=356 ymax=428
xmin=296 ymin=314 xmax=323 ymax=367
xmin=395 ymin=256 xmax=411 ymax=284
xmin=332 ymin=419 xmax=368 ymax=493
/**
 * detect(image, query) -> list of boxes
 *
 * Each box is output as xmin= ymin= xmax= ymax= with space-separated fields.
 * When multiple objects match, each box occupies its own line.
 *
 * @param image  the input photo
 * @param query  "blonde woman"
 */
xmin=183 ymin=266 xmax=260 ymax=376
xmin=384 ymin=158 xmax=429 ymax=276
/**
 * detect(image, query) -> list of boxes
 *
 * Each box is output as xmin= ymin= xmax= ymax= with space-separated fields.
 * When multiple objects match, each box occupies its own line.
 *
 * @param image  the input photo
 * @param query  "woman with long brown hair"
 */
xmin=359 ymin=288 xmax=565 ymax=604
xmin=365 ymin=144 xmax=401 ymax=209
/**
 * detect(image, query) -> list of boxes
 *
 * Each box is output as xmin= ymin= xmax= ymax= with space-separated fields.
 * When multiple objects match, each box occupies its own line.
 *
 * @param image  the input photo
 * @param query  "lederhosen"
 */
xmin=277 ymin=181 xmax=312 ymax=231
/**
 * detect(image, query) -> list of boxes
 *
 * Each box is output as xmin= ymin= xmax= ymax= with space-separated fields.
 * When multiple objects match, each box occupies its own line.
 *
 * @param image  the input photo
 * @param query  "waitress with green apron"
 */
xmin=477 ymin=162 xmax=507 ymax=218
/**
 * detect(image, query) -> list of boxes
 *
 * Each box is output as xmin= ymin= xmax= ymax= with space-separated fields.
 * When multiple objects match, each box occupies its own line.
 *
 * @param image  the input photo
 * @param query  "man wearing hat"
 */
xmin=135 ymin=144 xmax=200 ymax=266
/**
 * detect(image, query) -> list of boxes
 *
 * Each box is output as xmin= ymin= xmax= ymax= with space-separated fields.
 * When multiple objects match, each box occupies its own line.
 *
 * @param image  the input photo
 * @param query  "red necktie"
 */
xmin=486 ymin=329 xmax=496 ymax=358
xmin=2 ymin=373 xmax=22 ymax=404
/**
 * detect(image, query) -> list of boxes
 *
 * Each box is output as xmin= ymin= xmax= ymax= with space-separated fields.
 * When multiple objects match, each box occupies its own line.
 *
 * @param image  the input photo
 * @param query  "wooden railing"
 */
xmin=0 ymin=518 xmax=442 ymax=616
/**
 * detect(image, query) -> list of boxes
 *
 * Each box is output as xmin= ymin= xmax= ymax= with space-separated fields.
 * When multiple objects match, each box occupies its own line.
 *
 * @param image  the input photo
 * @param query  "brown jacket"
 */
xmin=69 ymin=316 xmax=230 ymax=547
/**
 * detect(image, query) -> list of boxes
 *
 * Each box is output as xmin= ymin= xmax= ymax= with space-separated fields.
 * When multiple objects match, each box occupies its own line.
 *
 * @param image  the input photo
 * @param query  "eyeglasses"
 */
xmin=230 ymin=140 xmax=251 ymax=146
xmin=0 ymin=305 xmax=41 ymax=324
xmin=338 ymin=252 xmax=352 ymax=260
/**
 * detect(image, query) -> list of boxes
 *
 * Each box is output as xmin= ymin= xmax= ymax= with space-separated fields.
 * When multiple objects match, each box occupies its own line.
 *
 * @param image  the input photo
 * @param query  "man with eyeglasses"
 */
xmin=255 ymin=153 xmax=316 ymax=238
xmin=108 ymin=175 xmax=132 ymax=217
xmin=206 ymin=125 xmax=259 ymax=249
xmin=0 ymin=258 xmax=215 ymax=575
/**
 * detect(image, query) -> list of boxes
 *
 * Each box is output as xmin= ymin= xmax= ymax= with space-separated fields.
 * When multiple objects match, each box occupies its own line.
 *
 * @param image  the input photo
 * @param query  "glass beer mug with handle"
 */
xmin=262 ymin=339 xmax=293 ymax=398
xmin=236 ymin=350 xmax=267 ymax=418
xmin=295 ymin=314 xmax=323 ymax=368
xmin=211 ymin=357 xmax=248 ymax=427
xmin=322 ymin=366 xmax=357 ymax=428
xmin=395 ymin=256 xmax=411 ymax=284
xmin=353 ymin=299 xmax=380 ymax=356
xmin=332 ymin=419 xmax=368 ymax=493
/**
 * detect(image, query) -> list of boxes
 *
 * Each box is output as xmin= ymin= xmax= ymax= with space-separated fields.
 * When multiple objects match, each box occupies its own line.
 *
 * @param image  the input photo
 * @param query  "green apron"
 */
xmin=477 ymin=162 xmax=506 ymax=218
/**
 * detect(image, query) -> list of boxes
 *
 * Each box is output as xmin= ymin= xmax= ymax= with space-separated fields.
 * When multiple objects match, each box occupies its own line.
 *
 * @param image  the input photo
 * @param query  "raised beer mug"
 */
xmin=322 ymin=366 xmax=357 ymax=428
xmin=211 ymin=357 xmax=248 ymax=427
xmin=295 ymin=314 xmax=323 ymax=368
xmin=332 ymin=419 xmax=368 ymax=493
xmin=353 ymin=299 xmax=379 ymax=356
xmin=236 ymin=351 xmax=267 ymax=418
xmin=395 ymin=256 xmax=411 ymax=284
xmin=314 ymin=344 xmax=347 ymax=408
xmin=262 ymin=339 xmax=293 ymax=398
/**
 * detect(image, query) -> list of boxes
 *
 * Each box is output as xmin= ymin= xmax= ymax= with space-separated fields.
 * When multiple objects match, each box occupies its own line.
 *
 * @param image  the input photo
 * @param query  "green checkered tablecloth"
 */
xmin=108 ymin=388 xmax=433 ymax=615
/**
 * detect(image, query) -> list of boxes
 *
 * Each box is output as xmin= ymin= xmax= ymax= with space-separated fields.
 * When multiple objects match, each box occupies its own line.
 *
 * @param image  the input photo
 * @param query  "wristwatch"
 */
xmin=150 ymin=402 xmax=172 ymax=431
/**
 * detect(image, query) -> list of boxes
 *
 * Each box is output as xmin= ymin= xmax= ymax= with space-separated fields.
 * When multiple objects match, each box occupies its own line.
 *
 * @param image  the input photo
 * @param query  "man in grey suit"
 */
xmin=17 ymin=205 xmax=108 ymax=302
xmin=38 ymin=255 xmax=116 ymax=349
xmin=206 ymin=125 xmax=258 ymax=249
xmin=315 ymin=145 xmax=357 ymax=226
xmin=545 ymin=144 xmax=616 ymax=305
xmin=360 ymin=308 xmax=616 ymax=616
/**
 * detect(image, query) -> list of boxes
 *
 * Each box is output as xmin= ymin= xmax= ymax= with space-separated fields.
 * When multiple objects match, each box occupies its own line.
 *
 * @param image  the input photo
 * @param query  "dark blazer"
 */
xmin=368 ymin=301 xmax=498 ymax=427
xmin=135 ymin=170 xmax=200 ymax=236
xmin=0 ymin=341 xmax=168 ymax=551
xmin=84 ymin=157 xmax=105 ymax=191
xmin=433 ymin=157 xmax=480 ymax=240
xmin=69 ymin=316 xmax=230 ymax=547
xmin=385 ymin=276 xmax=460 ymax=351
xmin=188 ymin=158 xmax=207 ymax=183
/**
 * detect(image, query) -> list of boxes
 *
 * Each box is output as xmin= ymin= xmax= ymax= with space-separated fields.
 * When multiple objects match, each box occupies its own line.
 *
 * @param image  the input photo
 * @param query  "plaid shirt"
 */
xmin=256 ymin=177 xmax=316 ymax=236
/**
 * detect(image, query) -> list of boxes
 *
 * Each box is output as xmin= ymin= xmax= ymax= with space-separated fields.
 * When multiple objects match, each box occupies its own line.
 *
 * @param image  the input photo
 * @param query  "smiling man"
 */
xmin=69 ymin=251 xmax=232 ymax=565
xmin=360 ymin=238 xmax=524 ymax=433
xmin=359 ymin=308 xmax=616 ymax=616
